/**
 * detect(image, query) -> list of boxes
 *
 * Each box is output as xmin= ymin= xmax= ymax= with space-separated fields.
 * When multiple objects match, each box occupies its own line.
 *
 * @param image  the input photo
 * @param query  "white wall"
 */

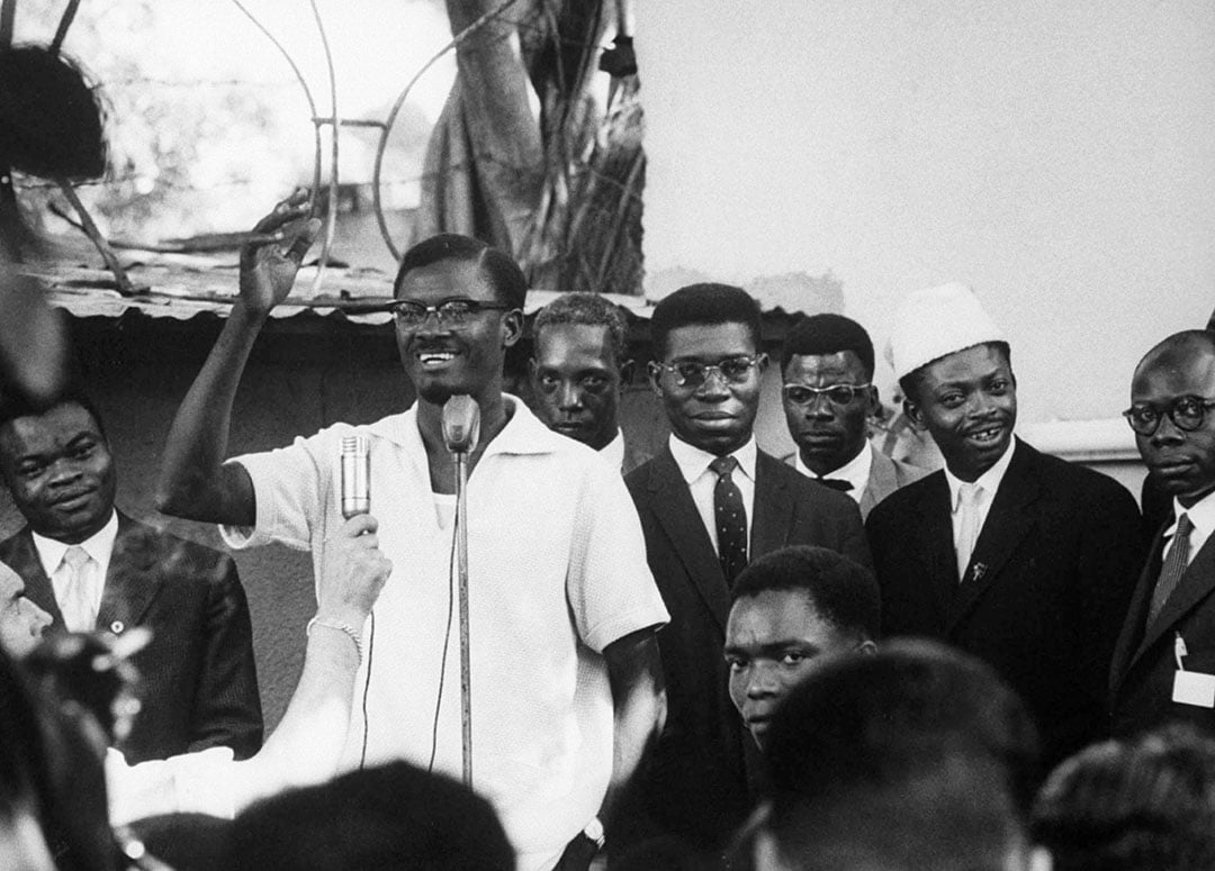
xmin=637 ymin=1 xmax=1215 ymax=425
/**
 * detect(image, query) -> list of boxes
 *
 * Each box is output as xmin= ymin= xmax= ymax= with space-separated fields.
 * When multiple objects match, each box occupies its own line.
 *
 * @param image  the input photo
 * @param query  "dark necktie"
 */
xmin=816 ymin=477 xmax=853 ymax=492
xmin=1147 ymin=513 xmax=1193 ymax=627
xmin=710 ymin=455 xmax=748 ymax=585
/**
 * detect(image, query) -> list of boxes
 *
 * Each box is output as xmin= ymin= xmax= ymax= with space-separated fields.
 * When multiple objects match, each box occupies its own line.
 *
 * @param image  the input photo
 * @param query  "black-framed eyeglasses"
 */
xmin=782 ymin=383 xmax=871 ymax=407
xmin=1122 ymin=396 xmax=1215 ymax=436
xmin=650 ymin=354 xmax=764 ymax=389
xmin=388 ymin=298 xmax=514 ymax=329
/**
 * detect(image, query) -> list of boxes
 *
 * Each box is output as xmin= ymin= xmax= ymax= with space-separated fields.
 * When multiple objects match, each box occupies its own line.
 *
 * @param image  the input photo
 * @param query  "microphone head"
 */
xmin=442 ymin=394 xmax=481 ymax=454
xmin=340 ymin=434 xmax=370 ymax=518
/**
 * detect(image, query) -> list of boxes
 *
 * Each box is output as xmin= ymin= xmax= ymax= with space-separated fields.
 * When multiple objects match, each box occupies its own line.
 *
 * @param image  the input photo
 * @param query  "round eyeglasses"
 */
xmin=782 ymin=383 xmax=871 ymax=407
xmin=388 ymin=298 xmax=514 ymax=329
xmin=650 ymin=355 xmax=764 ymax=389
xmin=1122 ymin=396 xmax=1215 ymax=436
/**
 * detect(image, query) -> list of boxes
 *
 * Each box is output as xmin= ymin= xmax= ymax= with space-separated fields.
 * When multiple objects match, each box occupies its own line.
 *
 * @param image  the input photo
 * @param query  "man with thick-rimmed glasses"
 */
xmin=1111 ymin=329 xmax=1215 ymax=739
xmin=619 ymin=283 xmax=869 ymax=858
xmin=778 ymin=313 xmax=927 ymax=520
xmin=155 ymin=191 xmax=669 ymax=871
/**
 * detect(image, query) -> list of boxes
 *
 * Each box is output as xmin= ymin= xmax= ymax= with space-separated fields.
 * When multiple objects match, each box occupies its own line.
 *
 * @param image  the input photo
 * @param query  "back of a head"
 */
xmin=394 ymin=233 xmax=528 ymax=310
xmin=650 ymin=283 xmax=761 ymax=360
xmin=1033 ymin=725 xmax=1215 ymax=871
xmin=731 ymin=545 xmax=880 ymax=641
xmin=760 ymin=640 xmax=1041 ymax=869
xmin=228 ymin=760 xmax=515 ymax=871
xmin=758 ymin=756 xmax=1029 ymax=871
xmin=780 ymin=314 xmax=875 ymax=379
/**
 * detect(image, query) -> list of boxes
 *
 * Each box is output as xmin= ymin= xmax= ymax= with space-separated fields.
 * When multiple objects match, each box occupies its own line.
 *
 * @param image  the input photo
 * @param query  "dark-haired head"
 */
xmin=1033 ymin=724 xmax=1215 ymax=871
xmin=650 ymin=284 xmax=761 ymax=362
xmin=780 ymin=314 xmax=874 ymax=379
xmin=0 ymin=390 xmax=116 ymax=544
xmin=534 ymin=293 xmax=629 ymax=366
xmin=229 ymin=760 xmax=515 ymax=871
xmin=755 ymin=640 xmax=1043 ymax=869
xmin=732 ymin=546 xmax=879 ymax=641
xmin=394 ymin=234 xmax=527 ymax=310
xmin=725 ymin=547 xmax=881 ymax=750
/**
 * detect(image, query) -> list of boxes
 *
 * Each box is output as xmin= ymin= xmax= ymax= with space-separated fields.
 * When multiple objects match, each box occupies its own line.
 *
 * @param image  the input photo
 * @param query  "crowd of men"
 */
xmin=3 ymin=193 xmax=1215 ymax=870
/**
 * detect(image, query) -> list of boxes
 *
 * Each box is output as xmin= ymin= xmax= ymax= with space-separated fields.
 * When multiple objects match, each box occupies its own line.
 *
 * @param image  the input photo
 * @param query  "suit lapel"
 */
xmin=1110 ymin=530 xmax=1166 ymax=691
xmin=646 ymin=449 xmax=732 ymax=631
xmin=906 ymin=473 xmax=957 ymax=624
xmin=947 ymin=442 xmax=1038 ymax=632
xmin=861 ymin=448 xmax=898 ymax=519
xmin=96 ymin=513 xmax=164 ymax=632
xmin=1128 ymin=531 xmax=1215 ymax=672
xmin=751 ymin=451 xmax=795 ymax=560
xmin=6 ymin=527 xmax=66 ymax=630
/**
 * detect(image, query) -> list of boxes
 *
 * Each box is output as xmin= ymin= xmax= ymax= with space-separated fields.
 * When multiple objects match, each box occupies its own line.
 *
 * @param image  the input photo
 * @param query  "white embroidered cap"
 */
xmin=886 ymin=282 xmax=1005 ymax=381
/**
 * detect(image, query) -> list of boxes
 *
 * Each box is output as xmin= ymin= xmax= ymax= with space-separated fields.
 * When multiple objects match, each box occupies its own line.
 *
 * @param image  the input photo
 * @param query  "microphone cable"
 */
xmin=358 ymin=609 xmax=375 ymax=769
xmin=428 ymin=504 xmax=460 ymax=773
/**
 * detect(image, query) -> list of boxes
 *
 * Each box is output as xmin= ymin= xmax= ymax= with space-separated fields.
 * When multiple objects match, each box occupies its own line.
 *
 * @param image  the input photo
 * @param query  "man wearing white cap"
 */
xmin=866 ymin=282 xmax=1141 ymax=766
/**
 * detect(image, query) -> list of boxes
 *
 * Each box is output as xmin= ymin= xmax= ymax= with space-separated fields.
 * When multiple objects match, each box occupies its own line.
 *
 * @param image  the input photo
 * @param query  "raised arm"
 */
xmin=155 ymin=190 xmax=320 ymax=525
xmin=107 ymin=514 xmax=391 ymax=825
xmin=235 ymin=513 xmax=391 ymax=801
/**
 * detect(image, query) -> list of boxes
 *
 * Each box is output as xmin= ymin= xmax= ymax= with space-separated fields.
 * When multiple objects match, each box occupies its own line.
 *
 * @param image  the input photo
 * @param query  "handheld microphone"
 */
xmin=441 ymin=395 xmax=480 ymax=455
xmin=340 ymin=434 xmax=370 ymax=519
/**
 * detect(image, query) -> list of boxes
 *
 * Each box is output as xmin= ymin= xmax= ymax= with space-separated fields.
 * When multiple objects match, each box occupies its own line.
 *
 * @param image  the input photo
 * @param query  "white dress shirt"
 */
xmin=1165 ymin=489 xmax=1215 ymax=566
xmin=599 ymin=431 xmax=625 ymax=471
xmin=793 ymin=442 xmax=874 ymax=506
xmin=669 ymin=434 xmax=758 ymax=554
xmin=33 ymin=509 xmax=118 ymax=631
xmin=944 ymin=440 xmax=1016 ymax=580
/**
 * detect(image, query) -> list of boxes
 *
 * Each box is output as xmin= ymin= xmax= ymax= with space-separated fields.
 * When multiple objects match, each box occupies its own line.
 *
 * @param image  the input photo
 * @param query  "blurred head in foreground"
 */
xmin=753 ymin=639 xmax=1048 ymax=871
xmin=228 ymin=760 xmax=515 ymax=871
xmin=1033 ymin=725 xmax=1215 ymax=871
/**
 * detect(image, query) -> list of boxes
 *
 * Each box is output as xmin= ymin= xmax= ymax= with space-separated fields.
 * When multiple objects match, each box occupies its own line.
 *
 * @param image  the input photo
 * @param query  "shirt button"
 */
xmin=110 ymin=620 xmax=125 ymax=634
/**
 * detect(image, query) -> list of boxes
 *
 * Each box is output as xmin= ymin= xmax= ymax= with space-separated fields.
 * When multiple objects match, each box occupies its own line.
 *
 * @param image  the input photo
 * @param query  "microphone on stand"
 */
xmin=441 ymin=394 xmax=479 ymax=789
xmin=441 ymin=394 xmax=480 ymax=454
xmin=340 ymin=434 xmax=370 ymax=519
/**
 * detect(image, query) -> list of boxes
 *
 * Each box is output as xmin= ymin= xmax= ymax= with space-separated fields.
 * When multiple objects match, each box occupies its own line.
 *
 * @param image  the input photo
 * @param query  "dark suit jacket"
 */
xmin=867 ymin=439 xmax=1142 ymax=766
xmin=623 ymin=446 xmax=870 ymax=851
xmin=0 ymin=512 xmax=263 ymax=764
xmin=1110 ymin=514 xmax=1215 ymax=737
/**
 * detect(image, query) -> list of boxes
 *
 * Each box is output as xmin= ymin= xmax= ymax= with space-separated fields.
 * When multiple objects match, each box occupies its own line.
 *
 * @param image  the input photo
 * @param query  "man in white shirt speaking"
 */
xmin=155 ymin=190 xmax=669 ymax=871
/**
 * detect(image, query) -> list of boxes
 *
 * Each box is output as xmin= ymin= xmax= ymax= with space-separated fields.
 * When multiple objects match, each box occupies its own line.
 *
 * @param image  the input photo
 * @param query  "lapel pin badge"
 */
xmin=972 ymin=562 xmax=988 ymax=582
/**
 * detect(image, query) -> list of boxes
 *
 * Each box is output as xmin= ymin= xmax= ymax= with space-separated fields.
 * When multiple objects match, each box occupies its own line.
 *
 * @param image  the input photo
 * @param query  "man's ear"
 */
xmin=647 ymin=361 xmax=664 ymax=397
xmin=866 ymin=385 xmax=881 ymax=419
xmin=857 ymin=639 xmax=878 ymax=657
xmin=619 ymin=358 xmax=636 ymax=385
xmin=756 ymin=352 xmax=769 ymax=375
xmin=903 ymin=397 xmax=926 ymax=431
xmin=501 ymin=308 xmax=524 ymax=348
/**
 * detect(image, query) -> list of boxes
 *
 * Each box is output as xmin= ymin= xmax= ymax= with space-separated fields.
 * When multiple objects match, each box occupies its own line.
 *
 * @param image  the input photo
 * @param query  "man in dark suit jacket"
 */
xmin=622 ymin=284 xmax=869 ymax=854
xmin=0 ymin=392 xmax=262 ymax=764
xmin=529 ymin=292 xmax=651 ymax=473
xmin=868 ymin=283 xmax=1140 ymax=767
xmin=1111 ymin=330 xmax=1215 ymax=737
xmin=778 ymin=313 xmax=929 ymax=519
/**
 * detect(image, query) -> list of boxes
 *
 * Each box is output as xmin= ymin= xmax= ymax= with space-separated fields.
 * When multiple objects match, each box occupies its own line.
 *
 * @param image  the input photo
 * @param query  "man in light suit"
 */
xmin=529 ymin=292 xmax=650 ymax=473
xmin=1111 ymin=330 xmax=1215 ymax=737
xmin=867 ymin=283 xmax=1141 ymax=767
xmin=623 ymin=284 xmax=870 ymax=854
xmin=779 ymin=313 xmax=928 ymax=519
xmin=0 ymin=391 xmax=262 ymax=764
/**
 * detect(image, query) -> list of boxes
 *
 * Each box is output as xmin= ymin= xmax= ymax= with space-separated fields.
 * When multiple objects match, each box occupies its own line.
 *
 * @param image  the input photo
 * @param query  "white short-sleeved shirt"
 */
xmin=222 ymin=397 xmax=668 ymax=868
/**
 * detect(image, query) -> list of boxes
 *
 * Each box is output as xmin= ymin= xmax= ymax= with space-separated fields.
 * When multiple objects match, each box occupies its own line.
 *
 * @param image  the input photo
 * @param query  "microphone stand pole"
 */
xmin=454 ymin=449 xmax=473 ymax=788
